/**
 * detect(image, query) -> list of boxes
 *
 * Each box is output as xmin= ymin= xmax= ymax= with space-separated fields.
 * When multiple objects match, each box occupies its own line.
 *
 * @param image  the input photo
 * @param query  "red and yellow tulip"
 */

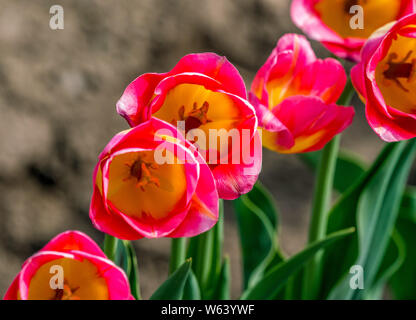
xmin=351 ymin=14 xmax=416 ymax=141
xmin=4 ymin=231 xmax=133 ymax=300
xmin=90 ymin=118 xmax=219 ymax=239
xmin=250 ymin=34 xmax=355 ymax=154
xmin=116 ymin=53 xmax=261 ymax=200
xmin=291 ymin=0 xmax=415 ymax=61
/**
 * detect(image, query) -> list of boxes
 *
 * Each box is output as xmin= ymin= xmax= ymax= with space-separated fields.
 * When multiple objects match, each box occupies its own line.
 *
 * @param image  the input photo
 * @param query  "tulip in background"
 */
xmin=249 ymin=34 xmax=355 ymax=153
xmin=352 ymin=13 xmax=416 ymax=142
xmin=291 ymin=0 xmax=416 ymax=61
xmin=4 ymin=231 xmax=133 ymax=300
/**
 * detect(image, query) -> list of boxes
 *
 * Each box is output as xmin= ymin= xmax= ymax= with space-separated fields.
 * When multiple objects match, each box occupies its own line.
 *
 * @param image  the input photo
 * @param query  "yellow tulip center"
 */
xmin=153 ymin=83 xmax=241 ymax=152
xmin=375 ymin=32 xmax=416 ymax=114
xmin=28 ymin=258 xmax=109 ymax=300
xmin=314 ymin=0 xmax=401 ymax=38
xmin=101 ymin=150 xmax=187 ymax=220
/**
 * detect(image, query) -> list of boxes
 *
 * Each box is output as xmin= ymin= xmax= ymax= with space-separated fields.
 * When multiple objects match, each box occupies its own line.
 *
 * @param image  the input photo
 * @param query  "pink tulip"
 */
xmin=250 ymin=34 xmax=354 ymax=153
xmin=351 ymin=14 xmax=416 ymax=141
xmin=90 ymin=118 xmax=219 ymax=239
xmin=4 ymin=231 xmax=133 ymax=300
xmin=291 ymin=0 xmax=415 ymax=61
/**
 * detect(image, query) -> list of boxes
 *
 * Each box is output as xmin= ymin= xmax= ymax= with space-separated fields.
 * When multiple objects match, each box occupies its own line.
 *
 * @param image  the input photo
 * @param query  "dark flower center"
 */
xmin=383 ymin=51 xmax=416 ymax=92
xmin=51 ymin=283 xmax=80 ymax=300
xmin=177 ymin=101 xmax=212 ymax=133
xmin=126 ymin=157 xmax=160 ymax=191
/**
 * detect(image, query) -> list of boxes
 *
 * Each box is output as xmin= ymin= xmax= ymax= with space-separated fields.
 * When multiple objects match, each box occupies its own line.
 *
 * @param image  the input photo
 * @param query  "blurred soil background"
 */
xmin=0 ymin=0 xmax=413 ymax=298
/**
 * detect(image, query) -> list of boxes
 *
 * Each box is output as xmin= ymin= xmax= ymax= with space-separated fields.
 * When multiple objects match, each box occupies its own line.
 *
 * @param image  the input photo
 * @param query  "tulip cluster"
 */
xmin=4 ymin=0 xmax=416 ymax=301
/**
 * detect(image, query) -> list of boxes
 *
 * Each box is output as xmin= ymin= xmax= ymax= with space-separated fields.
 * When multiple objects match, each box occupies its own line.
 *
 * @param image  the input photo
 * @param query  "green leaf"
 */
xmin=319 ymin=143 xmax=402 ymax=297
xmin=329 ymin=140 xmax=416 ymax=299
xmin=246 ymin=182 xmax=278 ymax=228
xmin=182 ymin=270 xmax=201 ymax=300
xmin=212 ymin=256 xmax=231 ymax=300
xmin=233 ymin=182 xmax=283 ymax=289
xmin=186 ymin=201 xmax=223 ymax=299
xmin=389 ymin=218 xmax=416 ymax=299
xmin=365 ymin=229 xmax=405 ymax=299
xmin=205 ymin=199 xmax=224 ymax=298
xmin=240 ymin=228 xmax=355 ymax=300
xmin=150 ymin=259 xmax=192 ymax=300
xmin=120 ymin=241 xmax=141 ymax=300
xmin=399 ymin=187 xmax=416 ymax=221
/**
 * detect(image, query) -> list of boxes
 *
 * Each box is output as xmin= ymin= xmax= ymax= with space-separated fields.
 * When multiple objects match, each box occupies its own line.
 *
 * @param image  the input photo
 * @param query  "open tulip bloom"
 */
xmin=352 ymin=13 xmax=416 ymax=141
xmin=90 ymin=118 xmax=219 ymax=239
xmin=4 ymin=231 xmax=133 ymax=300
xmin=250 ymin=34 xmax=355 ymax=153
xmin=291 ymin=0 xmax=416 ymax=61
xmin=4 ymin=2 xmax=416 ymax=302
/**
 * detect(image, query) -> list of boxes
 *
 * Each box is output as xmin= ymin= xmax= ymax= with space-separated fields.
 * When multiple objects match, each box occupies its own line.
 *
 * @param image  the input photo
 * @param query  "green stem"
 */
xmin=308 ymin=135 xmax=341 ymax=243
xmin=104 ymin=234 xmax=118 ymax=262
xmin=302 ymin=78 xmax=355 ymax=299
xmin=284 ymin=275 xmax=296 ymax=299
xmin=195 ymin=230 xmax=214 ymax=291
xmin=169 ymin=238 xmax=187 ymax=274
xmin=124 ymin=240 xmax=141 ymax=300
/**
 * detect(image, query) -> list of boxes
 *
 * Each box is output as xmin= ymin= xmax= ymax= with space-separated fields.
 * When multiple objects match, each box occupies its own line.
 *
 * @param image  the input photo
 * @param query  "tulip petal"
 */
xmin=266 ymin=96 xmax=355 ymax=154
xmin=248 ymin=92 xmax=294 ymax=149
xmin=3 ymin=274 xmax=20 ymax=300
xmin=117 ymin=73 xmax=166 ymax=127
xmin=40 ymin=231 xmax=106 ymax=258
xmin=252 ymin=34 xmax=345 ymax=109
xmin=212 ymin=130 xmax=262 ymax=200
xmin=168 ymin=53 xmax=247 ymax=99
xmin=90 ymin=174 xmax=143 ymax=240
xmin=168 ymin=142 xmax=219 ymax=237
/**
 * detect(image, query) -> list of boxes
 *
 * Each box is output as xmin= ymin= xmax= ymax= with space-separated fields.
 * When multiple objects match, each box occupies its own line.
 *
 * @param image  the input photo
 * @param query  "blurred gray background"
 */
xmin=0 ymin=0 xmax=391 ymax=298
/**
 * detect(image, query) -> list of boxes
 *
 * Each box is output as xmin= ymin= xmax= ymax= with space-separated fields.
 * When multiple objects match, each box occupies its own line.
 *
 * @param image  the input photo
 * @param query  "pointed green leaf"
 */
xmin=233 ymin=182 xmax=283 ymax=289
xmin=399 ymin=187 xmax=416 ymax=221
xmin=241 ymin=228 xmax=354 ymax=300
xmin=121 ymin=240 xmax=141 ymax=300
xmin=365 ymin=229 xmax=405 ymax=299
xmin=150 ymin=259 xmax=192 ymax=300
xmin=182 ymin=270 xmax=201 ymax=300
xmin=212 ymin=257 xmax=231 ymax=300
xmin=320 ymin=143 xmax=405 ymax=298
xmin=329 ymin=140 xmax=416 ymax=299
xmin=389 ymin=218 xmax=416 ymax=299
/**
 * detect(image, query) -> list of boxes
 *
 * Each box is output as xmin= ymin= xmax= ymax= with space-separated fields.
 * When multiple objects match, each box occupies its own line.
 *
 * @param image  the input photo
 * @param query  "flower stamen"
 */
xmin=177 ymin=101 xmax=212 ymax=133
xmin=125 ymin=156 xmax=160 ymax=191
xmin=51 ymin=283 xmax=80 ymax=300
xmin=344 ymin=0 xmax=366 ymax=14
xmin=383 ymin=51 xmax=416 ymax=92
